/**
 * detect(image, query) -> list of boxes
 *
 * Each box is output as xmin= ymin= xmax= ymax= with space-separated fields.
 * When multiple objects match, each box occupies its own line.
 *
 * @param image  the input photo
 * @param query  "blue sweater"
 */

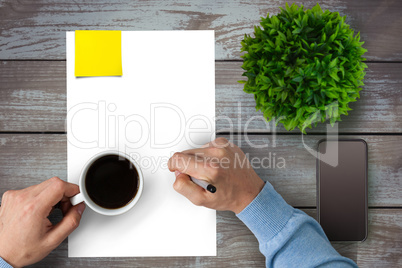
xmin=237 ymin=182 xmax=358 ymax=267
xmin=0 ymin=182 xmax=357 ymax=268
xmin=0 ymin=258 xmax=11 ymax=268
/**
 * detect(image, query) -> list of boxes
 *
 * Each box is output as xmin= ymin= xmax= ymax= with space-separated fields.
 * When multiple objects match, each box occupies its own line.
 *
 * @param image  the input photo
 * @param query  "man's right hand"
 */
xmin=168 ymin=137 xmax=265 ymax=214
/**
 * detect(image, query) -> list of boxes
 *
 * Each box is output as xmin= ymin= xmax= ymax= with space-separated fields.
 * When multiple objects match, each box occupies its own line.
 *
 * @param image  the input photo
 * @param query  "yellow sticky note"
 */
xmin=75 ymin=30 xmax=122 ymax=77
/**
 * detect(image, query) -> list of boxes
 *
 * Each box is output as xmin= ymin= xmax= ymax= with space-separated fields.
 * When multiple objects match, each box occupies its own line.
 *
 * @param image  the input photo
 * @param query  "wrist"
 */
xmin=0 ymin=257 xmax=13 ymax=268
xmin=236 ymin=182 xmax=294 ymax=244
xmin=233 ymin=180 xmax=265 ymax=214
xmin=0 ymin=246 xmax=20 ymax=268
xmin=0 ymin=254 xmax=17 ymax=268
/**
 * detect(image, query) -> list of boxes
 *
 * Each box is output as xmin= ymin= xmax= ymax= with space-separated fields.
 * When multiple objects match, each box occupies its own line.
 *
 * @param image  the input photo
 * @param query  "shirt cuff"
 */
xmin=236 ymin=182 xmax=294 ymax=243
xmin=0 ymin=257 xmax=13 ymax=268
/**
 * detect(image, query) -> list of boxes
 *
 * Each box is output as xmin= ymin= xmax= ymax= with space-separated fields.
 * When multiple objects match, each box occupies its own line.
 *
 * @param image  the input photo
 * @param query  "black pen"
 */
xmin=190 ymin=176 xmax=216 ymax=193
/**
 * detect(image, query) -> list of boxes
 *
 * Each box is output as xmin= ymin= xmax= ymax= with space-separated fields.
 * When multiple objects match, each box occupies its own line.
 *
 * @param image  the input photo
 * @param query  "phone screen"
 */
xmin=317 ymin=139 xmax=368 ymax=241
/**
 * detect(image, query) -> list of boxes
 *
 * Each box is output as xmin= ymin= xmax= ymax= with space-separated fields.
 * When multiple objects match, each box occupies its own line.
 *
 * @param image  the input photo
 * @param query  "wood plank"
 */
xmin=308 ymin=209 xmax=402 ymax=268
xmin=318 ymin=209 xmax=402 ymax=267
xmin=217 ymin=61 xmax=402 ymax=133
xmin=235 ymin=134 xmax=402 ymax=207
xmin=1 ymin=61 xmax=401 ymax=133
xmin=0 ymin=135 xmax=400 ymax=266
xmin=25 ymin=209 xmax=402 ymax=267
xmin=0 ymin=0 xmax=401 ymax=60
xmin=0 ymin=134 xmax=401 ymax=207
xmin=0 ymin=61 xmax=66 ymax=132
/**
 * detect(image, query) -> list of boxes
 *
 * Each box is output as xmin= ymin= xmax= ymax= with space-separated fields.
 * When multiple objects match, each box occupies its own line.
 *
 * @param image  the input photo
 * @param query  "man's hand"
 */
xmin=168 ymin=137 xmax=265 ymax=214
xmin=0 ymin=177 xmax=85 ymax=267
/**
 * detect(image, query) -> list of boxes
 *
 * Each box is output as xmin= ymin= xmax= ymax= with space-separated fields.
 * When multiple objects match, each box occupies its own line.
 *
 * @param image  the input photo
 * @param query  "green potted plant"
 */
xmin=239 ymin=3 xmax=367 ymax=133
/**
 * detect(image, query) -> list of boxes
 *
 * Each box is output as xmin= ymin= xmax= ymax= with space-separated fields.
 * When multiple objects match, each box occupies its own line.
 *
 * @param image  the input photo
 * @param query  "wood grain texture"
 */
xmin=27 ymin=209 xmax=402 ymax=267
xmin=1 ymin=135 xmax=401 ymax=266
xmin=0 ymin=0 xmax=400 ymax=266
xmin=0 ymin=61 xmax=66 ymax=132
xmin=0 ymin=0 xmax=401 ymax=60
xmin=217 ymin=61 xmax=402 ymax=133
xmin=0 ymin=134 xmax=401 ymax=207
xmin=1 ymin=61 xmax=401 ymax=133
xmin=308 ymin=209 xmax=402 ymax=268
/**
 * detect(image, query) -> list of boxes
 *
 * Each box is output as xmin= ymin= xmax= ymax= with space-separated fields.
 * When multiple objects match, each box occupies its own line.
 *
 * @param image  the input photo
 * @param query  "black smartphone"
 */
xmin=317 ymin=139 xmax=368 ymax=242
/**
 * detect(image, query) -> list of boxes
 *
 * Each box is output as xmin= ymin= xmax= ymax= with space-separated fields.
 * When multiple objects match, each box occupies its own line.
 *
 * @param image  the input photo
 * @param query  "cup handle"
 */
xmin=70 ymin=193 xmax=85 ymax=206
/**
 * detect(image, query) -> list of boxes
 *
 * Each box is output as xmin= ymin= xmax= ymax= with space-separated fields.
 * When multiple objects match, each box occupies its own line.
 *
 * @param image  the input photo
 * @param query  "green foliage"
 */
xmin=239 ymin=3 xmax=367 ymax=133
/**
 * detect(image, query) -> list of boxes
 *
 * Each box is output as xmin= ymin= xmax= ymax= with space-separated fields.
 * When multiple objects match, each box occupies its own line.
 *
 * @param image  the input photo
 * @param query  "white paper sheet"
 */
xmin=66 ymin=31 xmax=216 ymax=257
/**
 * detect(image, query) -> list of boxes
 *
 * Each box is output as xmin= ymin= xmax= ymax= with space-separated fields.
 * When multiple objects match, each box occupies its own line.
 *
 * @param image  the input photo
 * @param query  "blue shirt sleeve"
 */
xmin=0 ymin=257 xmax=13 ymax=268
xmin=237 ymin=182 xmax=358 ymax=268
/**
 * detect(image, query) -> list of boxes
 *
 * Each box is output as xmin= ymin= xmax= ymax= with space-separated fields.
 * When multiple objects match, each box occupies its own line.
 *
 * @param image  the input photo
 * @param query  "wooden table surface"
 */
xmin=0 ymin=0 xmax=401 ymax=267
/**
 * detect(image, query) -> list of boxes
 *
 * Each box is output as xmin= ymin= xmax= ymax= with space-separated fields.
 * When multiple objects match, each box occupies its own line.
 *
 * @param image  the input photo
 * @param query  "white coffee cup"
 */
xmin=70 ymin=150 xmax=144 ymax=216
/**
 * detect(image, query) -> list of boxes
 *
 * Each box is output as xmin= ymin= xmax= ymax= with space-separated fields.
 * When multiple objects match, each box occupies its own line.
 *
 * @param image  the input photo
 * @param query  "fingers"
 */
xmin=181 ymin=147 xmax=209 ymax=155
xmin=36 ymin=178 xmax=80 ymax=213
xmin=168 ymin=137 xmax=234 ymax=208
xmin=206 ymin=137 xmax=232 ymax=148
xmin=168 ymin=152 xmax=209 ymax=180
xmin=22 ymin=177 xmax=58 ymax=197
xmin=173 ymin=173 xmax=207 ymax=206
xmin=59 ymin=196 xmax=73 ymax=216
xmin=181 ymin=137 xmax=231 ymax=155
xmin=45 ymin=203 xmax=85 ymax=248
xmin=181 ymin=140 xmax=213 ymax=155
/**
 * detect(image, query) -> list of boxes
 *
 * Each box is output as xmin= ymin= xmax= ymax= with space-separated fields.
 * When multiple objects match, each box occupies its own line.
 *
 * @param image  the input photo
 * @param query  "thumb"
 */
xmin=173 ymin=172 xmax=207 ymax=206
xmin=46 ymin=203 xmax=85 ymax=248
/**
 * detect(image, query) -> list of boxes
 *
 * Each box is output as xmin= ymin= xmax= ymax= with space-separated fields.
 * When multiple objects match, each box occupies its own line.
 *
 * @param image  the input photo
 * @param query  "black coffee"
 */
xmin=85 ymin=154 xmax=139 ymax=209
